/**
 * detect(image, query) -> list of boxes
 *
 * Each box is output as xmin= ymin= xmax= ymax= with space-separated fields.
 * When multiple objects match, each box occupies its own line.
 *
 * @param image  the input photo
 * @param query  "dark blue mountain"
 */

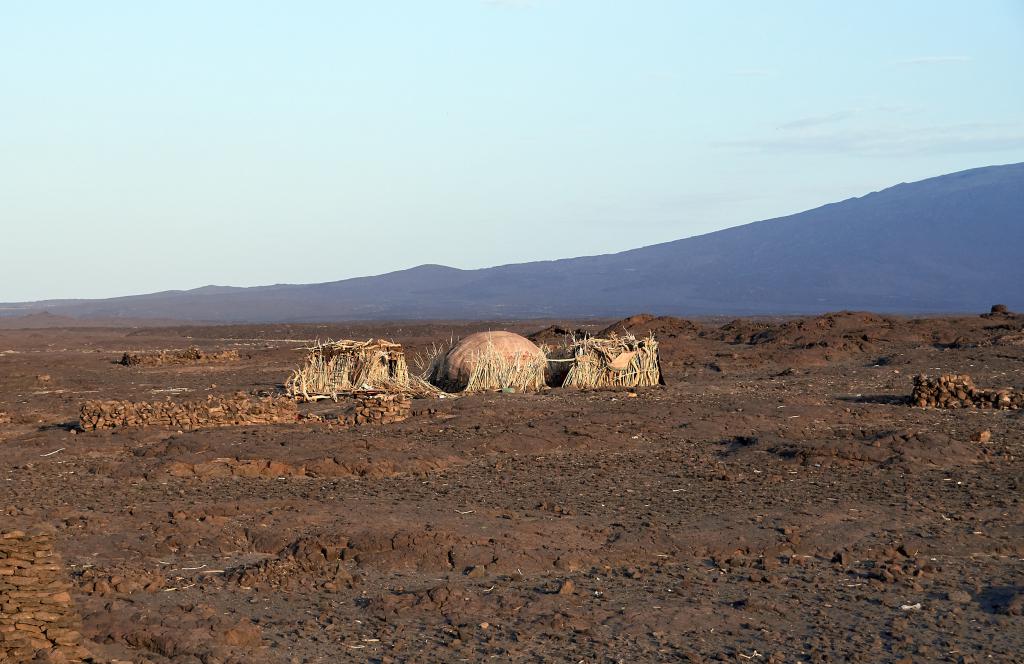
xmin=3 ymin=162 xmax=1022 ymax=321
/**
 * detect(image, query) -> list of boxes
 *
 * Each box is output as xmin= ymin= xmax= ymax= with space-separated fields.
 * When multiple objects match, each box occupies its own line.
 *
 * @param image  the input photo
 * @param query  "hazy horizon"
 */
xmin=4 ymin=160 xmax=1022 ymax=304
xmin=4 ymin=1 xmax=1023 ymax=301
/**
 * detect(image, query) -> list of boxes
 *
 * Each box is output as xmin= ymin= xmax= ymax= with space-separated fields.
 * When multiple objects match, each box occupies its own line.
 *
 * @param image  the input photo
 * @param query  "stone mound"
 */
xmin=911 ymin=374 xmax=1022 ymax=409
xmin=981 ymin=304 xmax=1018 ymax=319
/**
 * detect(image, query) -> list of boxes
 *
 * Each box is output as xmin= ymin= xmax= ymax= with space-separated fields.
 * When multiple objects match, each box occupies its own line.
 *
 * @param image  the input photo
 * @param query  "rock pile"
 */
xmin=338 ymin=393 xmax=411 ymax=426
xmin=912 ymin=374 xmax=1023 ymax=409
xmin=982 ymin=303 xmax=1017 ymax=319
xmin=118 ymin=346 xmax=240 ymax=367
xmin=80 ymin=393 xmax=298 ymax=431
xmin=0 ymin=411 xmax=10 ymax=425
xmin=1 ymin=529 xmax=88 ymax=662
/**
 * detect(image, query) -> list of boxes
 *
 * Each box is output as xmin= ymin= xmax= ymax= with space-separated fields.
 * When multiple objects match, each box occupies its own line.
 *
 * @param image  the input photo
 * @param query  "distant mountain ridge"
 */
xmin=3 ymin=162 xmax=1022 ymax=322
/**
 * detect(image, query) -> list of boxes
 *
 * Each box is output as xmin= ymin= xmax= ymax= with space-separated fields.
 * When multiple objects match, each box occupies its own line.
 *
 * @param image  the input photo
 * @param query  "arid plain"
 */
xmin=1 ymin=311 xmax=1022 ymax=663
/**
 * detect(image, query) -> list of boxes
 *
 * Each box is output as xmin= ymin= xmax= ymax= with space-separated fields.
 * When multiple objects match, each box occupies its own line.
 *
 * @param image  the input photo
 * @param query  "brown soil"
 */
xmin=0 ymin=313 xmax=1021 ymax=663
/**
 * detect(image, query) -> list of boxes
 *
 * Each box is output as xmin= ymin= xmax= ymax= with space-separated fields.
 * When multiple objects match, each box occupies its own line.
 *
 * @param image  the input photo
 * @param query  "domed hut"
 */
xmin=429 ymin=331 xmax=547 ymax=393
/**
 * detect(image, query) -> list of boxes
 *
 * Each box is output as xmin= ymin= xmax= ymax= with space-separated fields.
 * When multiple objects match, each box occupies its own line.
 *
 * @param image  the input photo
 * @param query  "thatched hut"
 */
xmin=286 ymin=338 xmax=432 ymax=401
xmin=428 ymin=331 xmax=547 ymax=393
xmin=561 ymin=333 xmax=663 ymax=389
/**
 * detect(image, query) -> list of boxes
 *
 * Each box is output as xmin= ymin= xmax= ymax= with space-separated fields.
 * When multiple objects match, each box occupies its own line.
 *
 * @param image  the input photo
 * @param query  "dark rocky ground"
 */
xmin=0 ymin=311 xmax=1021 ymax=663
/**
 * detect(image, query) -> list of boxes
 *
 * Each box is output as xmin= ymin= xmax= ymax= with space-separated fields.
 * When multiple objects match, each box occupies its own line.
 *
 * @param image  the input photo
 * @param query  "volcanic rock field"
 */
xmin=0 ymin=311 xmax=1021 ymax=663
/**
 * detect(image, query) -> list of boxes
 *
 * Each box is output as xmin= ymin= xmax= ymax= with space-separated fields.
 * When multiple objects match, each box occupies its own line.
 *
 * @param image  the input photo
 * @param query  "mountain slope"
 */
xmin=3 ymin=163 xmax=1022 ymax=321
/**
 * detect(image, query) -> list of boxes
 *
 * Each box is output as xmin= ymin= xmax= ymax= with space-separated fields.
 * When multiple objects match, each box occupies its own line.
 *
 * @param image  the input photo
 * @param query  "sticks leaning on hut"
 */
xmin=286 ymin=339 xmax=441 ymax=401
xmin=427 ymin=331 xmax=548 ymax=393
xmin=561 ymin=333 xmax=664 ymax=389
xmin=461 ymin=345 xmax=548 ymax=393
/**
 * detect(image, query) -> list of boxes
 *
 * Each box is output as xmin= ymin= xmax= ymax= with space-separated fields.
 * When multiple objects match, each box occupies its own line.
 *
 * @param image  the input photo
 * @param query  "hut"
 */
xmin=561 ymin=333 xmax=663 ymax=389
xmin=428 ymin=331 xmax=547 ymax=393
xmin=286 ymin=339 xmax=431 ymax=401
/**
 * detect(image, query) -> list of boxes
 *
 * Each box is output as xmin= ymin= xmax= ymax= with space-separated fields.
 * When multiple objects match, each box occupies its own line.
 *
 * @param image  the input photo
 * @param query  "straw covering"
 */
xmin=286 ymin=339 xmax=439 ymax=401
xmin=429 ymin=331 xmax=547 ymax=393
xmin=561 ymin=333 xmax=663 ymax=389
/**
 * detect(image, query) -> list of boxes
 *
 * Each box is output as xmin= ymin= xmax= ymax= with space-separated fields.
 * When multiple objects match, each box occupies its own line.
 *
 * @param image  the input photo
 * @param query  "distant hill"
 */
xmin=0 ymin=312 xmax=190 ymax=329
xmin=2 ymin=163 xmax=1022 ymax=321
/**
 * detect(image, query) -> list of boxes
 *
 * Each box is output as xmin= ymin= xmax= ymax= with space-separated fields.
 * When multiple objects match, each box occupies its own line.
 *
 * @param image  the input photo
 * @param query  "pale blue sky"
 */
xmin=2 ymin=1 xmax=1023 ymax=301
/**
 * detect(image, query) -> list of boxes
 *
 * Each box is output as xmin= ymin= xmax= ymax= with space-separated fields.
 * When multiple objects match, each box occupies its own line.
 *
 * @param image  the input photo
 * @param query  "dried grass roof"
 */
xmin=428 ymin=332 xmax=548 ymax=393
xmin=561 ymin=333 xmax=663 ymax=389
xmin=286 ymin=338 xmax=441 ymax=401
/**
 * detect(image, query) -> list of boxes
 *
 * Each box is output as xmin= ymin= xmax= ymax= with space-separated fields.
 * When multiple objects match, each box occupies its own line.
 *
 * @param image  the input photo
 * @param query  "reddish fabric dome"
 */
xmin=433 ymin=331 xmax=546 ymax=392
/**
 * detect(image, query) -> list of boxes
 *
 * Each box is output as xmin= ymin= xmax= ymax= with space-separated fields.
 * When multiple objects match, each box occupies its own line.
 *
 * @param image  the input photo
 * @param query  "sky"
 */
xmin=2 ymin=1 xmax=1023 ymax=301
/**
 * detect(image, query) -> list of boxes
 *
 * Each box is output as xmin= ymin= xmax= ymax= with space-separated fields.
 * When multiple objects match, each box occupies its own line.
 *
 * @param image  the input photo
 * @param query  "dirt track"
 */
xmin=1 ymin=312 xmax=1022 ymax=663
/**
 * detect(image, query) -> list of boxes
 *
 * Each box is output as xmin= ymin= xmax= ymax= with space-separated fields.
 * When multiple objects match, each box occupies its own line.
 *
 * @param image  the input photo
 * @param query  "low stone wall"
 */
xmin=912 ymin=374 xmax=1023 ymax=409
xmin=338 ymin=394 xmax=411 ymax=426
xmin=80 ymin=393 xmax=299 ymax=431
xmin=0 ymin=529 xmax=88 ymax=662
xmin=302 ymin=393 xmax=412 ymax=426
xmin=118 ymin=346 xmax=240 ymax=367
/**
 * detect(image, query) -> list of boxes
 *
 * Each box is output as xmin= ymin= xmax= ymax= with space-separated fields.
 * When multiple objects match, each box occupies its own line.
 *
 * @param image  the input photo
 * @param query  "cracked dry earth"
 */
xmin=0 ymin=312 xmax=1022 ymax=663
